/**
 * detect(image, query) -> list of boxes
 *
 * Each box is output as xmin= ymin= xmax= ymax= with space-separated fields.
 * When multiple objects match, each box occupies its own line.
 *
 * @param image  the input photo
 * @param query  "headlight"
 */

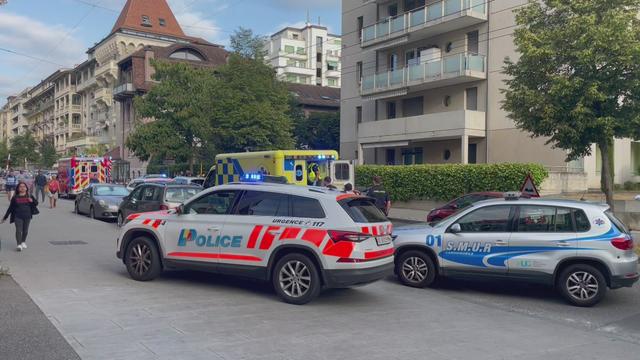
xmin=98 ymin=200 xmax=107 ymax=207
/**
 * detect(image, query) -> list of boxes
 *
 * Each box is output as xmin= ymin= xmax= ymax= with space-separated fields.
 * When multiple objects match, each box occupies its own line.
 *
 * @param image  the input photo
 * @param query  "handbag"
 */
xmin=31 ymin=198 xmax=39 ymax=215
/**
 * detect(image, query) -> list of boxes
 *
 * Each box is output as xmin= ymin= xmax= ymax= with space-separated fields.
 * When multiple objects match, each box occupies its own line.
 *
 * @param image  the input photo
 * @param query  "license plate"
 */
xmin=376 ymin=235 xmax=392 ymax=246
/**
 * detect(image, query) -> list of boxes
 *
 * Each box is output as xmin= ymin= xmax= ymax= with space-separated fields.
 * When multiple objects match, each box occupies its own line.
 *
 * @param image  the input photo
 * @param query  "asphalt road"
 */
xmin=0 ymin=198 xmax=639 ymax=359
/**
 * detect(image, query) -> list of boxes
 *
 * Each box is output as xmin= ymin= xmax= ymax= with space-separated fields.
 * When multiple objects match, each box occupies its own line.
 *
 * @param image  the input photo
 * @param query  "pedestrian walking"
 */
xmin=1 ymin=181 xmax=39 ymax=251
xmin=366 ymin=176 xmax=391 ymax=216
xmin=47 ymin=175 xmax=60 ymax=209
xmin=34 ymin=170 xmax=47 ymax=202
xmin=5 ymin=170 xmax=17 ymax=201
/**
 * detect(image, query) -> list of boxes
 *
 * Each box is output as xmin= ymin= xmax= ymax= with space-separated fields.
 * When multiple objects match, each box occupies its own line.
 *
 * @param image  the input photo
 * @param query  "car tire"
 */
xmin=272 ymin=253 xmax=321 ymax=305
xmin=90 ymin=206 xmax=96 ymax=219
xmin=396 ymin=250 xmax=437 ymax=288
xmin=125 ymin=237 xmax=162 ymax=281
xmin=558 ymin=264 xmax=607 ymax=307
xmin=117 ymin=212 xmax=125 ymax=227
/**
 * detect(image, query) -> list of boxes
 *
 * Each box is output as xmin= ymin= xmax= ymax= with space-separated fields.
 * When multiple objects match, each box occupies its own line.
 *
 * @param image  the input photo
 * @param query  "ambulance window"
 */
xmin=81 ymin=165 xmax=87 ymax=172
xmin=203 ymin=168 xmax=216 ymax=188
xmin=187 ymin=190 xmax=239 ymax=215
xmin=334 ymin=163 xmax=350 ymax=180
xmin=235 ymin=191 xmax=288 ymax=216
xmin=455 ymin=206 xmax=512 ymax=233
xmin=295 ymin=165 xmax=304 ymax=182
xmin=90 ymin=165 xmax=98 ymax=172
xmin=290 ymin=196 xmax=325 ymax=218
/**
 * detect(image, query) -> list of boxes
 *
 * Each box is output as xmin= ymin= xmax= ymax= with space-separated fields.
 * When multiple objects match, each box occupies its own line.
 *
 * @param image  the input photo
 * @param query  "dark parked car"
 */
xmin=75 ymin=184 xmax=130 ymax=220
xmin=426 ymin=192 xmax=504 ymax=222
xmin=173 ymin=176 xmax=205 ymax=186
xmin=117 ymin=184 xmax=201 ymax=226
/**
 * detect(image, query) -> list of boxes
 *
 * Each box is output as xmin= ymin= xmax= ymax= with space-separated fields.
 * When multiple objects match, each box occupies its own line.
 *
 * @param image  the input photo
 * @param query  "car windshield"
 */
xmin=94 ymin=186 xmax=129 ymax=196
xmin=165 ymin=187 xmax=200 ymax=203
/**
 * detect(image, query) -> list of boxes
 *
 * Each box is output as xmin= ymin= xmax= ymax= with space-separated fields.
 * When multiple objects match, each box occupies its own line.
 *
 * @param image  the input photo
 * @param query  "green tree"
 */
xmin=9 ymin=131 xmax=39 ymax=167
xmin=38 ymin=135 xmax=58 ymax=168
xmin=502 ymin=0 xmax=640 ymax=209
xmin=128 ymin=61 xmax=216 ymax=173
xmin=294 ymin=111 xmax=340 ymax=150
xmin=209 ymin=54 xmax=294 ymax=152
xmin=229 ymin=27 xmax=267 ymax=60
xmin=0 ymin=140 xmax=8 ymax=167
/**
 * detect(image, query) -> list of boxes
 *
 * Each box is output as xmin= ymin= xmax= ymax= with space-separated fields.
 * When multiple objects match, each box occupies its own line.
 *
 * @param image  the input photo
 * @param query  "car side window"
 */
xmin=516 ymin=206 xmax=574 ymax=232
xmin=234 ymin=191 xmax=289 ymax=216
xmin=187 ymin=190 xmax=238 ymax=215
xmin=456 ymin=205 xmax=512 ymax=232
xmin=142 ymin=186 xmax=157 ymax=201
xmin=290 ymin=196 xmax=325 ymax=218
xmin=130 ymin=187 xmax=143 ymax=201
xmin=574 ymin=209 xmax=591 ymax=232
xmin=555 ymin=208 xmax=573 ymax=232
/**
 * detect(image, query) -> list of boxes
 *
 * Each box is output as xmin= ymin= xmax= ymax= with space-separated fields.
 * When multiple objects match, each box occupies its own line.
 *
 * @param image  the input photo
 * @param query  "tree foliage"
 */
xmin=9 ymin=131 xmax=39 ymax=167
xmin=38 ymin=135 xmax=58 ymax=168
xmin=294 ymin=111 xmax=340 ymax=150
xmin=501 ymin=0 xmax=640 ymax=208
xmin=229 ymin=27 xmax=267 ymax=60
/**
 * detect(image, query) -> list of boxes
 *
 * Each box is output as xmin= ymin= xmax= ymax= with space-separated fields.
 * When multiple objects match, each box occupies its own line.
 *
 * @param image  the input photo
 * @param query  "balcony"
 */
xmin=113 ymin=82 xmax=136 ymax=100
xmin=361 ymin=0 xmax=487 ymax=49
xmin=55 ymin=126 xmax=69 ymax=135
xmin=76 ymin=76 xmax=97 ymax=92
xmin=361 ymin=53 xmax=485 ymax=98
xmin=283 ymin=65 xmax=316 ymax=76
xmin=279 ymin=50 xmax=307 ymax=61
xmin=358 ymin=110 xmax=486 ymax=145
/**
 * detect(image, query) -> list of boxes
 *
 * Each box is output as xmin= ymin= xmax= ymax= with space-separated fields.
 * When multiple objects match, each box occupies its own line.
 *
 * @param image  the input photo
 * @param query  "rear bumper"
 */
xmin=324 ymin=262 xmax=394 ymax=288
xmin=610 ymin=272 xmax=639 ymax=289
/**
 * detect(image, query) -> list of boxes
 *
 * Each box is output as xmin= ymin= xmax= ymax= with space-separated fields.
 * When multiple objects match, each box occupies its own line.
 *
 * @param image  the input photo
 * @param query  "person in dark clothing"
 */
xmin=366 ymin=176 xmax=391 ymax=216
xmin=34 ymin=170 xmax=47 ymax=202
xmin=1 ymin=181 xmax=39 ymax=251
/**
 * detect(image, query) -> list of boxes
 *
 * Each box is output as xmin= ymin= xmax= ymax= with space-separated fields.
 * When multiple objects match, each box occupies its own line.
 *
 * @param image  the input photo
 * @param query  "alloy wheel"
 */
xmin=566 ymin=271 xmax=599 ymax=301
xmin=129 ymin=243 xmax=152 ymax=277
xmin=279 ymin=260 xmax=311 ymax=298
xmin=402 ymin=256 xmax=428 ymax=284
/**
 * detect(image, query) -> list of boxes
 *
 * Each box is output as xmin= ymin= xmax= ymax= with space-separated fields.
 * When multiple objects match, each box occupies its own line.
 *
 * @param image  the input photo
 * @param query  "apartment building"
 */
xmin=341 ymin=0 xmax=640 ymax=190
xmin=266 ymin=24 xmax=342 ymax=88
xmin=23 ymin=74 xmax=56 ymax=142
xmin=3 ymin=90 xmax=30 ymax=141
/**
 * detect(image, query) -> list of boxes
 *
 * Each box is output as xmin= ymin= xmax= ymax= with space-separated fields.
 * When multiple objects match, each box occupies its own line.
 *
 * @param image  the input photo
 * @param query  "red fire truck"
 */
xmin=57 ymin=156 xmax=112 ymax=198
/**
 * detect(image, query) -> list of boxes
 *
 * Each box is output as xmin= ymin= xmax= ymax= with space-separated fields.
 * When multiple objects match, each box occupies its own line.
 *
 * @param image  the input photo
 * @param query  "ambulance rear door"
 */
xmin=330 ymin=160 xmax=354 ymax=188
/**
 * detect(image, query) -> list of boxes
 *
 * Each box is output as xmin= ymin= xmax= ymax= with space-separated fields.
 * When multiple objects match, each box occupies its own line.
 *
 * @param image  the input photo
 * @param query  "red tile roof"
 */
xmin=111 ymin=0 xmax=186 ymax=39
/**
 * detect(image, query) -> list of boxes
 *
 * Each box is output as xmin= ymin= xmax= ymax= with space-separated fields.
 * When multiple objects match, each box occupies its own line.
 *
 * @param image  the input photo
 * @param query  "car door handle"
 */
xmin=207 ymin=226 xmax=220 ymax=232
xmin=494 ymin=240 xmax=507 ymax=246
xmin=557 ymin=240 xmax=572 ymax=247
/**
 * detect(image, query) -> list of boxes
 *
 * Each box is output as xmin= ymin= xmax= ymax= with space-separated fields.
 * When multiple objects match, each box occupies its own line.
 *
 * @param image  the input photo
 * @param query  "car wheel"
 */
xmin=90 ymin=206 xmax=96 ymax=219
xmin=272 ymin=253 xmax=321 ymax=305
xmin=396 ymin=250 xmax=437 ymax=288
xmin=117 ymin=212 xmax=125 ymax=227
xmin=558 ymin=264 xmax=607 ymax=307
xmin=125 ymin=237 xmax=162 ymax=281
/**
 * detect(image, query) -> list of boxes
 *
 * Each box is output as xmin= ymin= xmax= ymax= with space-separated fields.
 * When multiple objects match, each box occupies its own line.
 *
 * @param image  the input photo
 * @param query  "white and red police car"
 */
xmin=116 ymin=181 xmax=394 ymax=304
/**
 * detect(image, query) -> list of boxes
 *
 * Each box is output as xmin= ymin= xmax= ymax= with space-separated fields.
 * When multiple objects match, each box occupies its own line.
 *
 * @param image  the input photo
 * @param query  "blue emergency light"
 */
xmin=242 ymin=173 xmax=263 ymax=182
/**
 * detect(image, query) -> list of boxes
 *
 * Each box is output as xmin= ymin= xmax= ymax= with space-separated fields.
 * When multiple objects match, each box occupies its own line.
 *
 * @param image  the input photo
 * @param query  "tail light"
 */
xmin=159 ymin=204 xmax=169 ymax=210
xmin=328 ymin=230 xmax=370 ymax=243
xmin=611 ymin=236 xmax=634 ymax=250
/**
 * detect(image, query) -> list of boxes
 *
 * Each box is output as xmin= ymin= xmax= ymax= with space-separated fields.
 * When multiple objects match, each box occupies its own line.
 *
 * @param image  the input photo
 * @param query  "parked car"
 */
xmin=75 ymin=184 xmax=130 ymax=219
xmin=117 ymin=184 xmax=201 ymax=226
xmin=126 ymin=177 xmax=174 ymax=192
xmin=173 ymin=176 xmax=205 ymax=186
xmin=426 ymin=192 xmax=504 ymax=222
xmin=144 ymin=174 xmax=167 ymax=179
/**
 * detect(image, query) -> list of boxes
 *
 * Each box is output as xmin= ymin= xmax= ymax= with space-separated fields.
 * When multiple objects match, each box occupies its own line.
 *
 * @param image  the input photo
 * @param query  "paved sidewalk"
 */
xmin=0 ymin=275 xmax=80 ymax=360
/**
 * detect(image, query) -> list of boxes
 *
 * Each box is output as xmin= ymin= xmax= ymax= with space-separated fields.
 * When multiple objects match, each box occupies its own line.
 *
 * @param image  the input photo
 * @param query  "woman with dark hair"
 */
xmin=1 ymin=181 xmax=39 ymax=251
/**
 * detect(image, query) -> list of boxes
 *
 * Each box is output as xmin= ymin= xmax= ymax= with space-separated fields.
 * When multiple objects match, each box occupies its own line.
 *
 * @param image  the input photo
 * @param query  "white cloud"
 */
xmin=272 ymin=0 xmax=339 ymax=9
xmin=0 ymin=12 xmax=85 ymax=97
xmin=274 ymin=20 xmax=307 ymax=33
xmin=169 ymin=0 xmax=224 ymax=43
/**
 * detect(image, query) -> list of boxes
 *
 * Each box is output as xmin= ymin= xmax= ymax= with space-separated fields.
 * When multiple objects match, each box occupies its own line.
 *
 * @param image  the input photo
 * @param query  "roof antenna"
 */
xmin=318 ymin=16 xmax=321 ymax=25
xmin=306 ymin=9 xmax=310 ymax=26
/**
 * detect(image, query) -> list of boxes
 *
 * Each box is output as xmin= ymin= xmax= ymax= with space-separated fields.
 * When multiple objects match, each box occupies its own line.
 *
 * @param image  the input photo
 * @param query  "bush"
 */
xmin=355 ymin=163 xmax=548 ymax=202
xmin=146 ymin=162 xmax=214 ymax=177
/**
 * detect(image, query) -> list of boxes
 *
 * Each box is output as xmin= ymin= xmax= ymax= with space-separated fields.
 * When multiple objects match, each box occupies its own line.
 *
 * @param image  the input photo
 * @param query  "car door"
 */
xmin=81 ymin=187 xmax=93 ymax=213
xmin=506 ymin=205 xmax=577 ymax=280
xmin=163 ymin=189 xmax=241 ymax=266
xmin=442 ymin=205 xmax=514 ymax=276
xmin=221 ymin=190 xmax=290 ymax=267
xmin=137 ymin=185 xmax=159 ymax=213
xmin=122 ymin=186 xmax=144 ymax=218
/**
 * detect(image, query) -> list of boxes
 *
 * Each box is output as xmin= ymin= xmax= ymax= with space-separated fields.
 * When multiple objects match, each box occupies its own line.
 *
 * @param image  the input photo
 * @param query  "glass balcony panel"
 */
xmin=444 ymin=0 xmax=461 ymax=16
xmin=427 ymin=2 xmax=443 ymax=21
xmin=376 ymin=20 xmax=390 ymax=39
xmin=390 ymin=16 xmax=404 ymax=34
xmin=390 ymin=69 xmax=404 ymax=85
xmin=362 ymin=75 xmax=375 ymax=91
xmin=363 ymin=26 xmax=376 ymax=42
xmin=410 ymin=8 xmax=425 ymax=28
xmin=425 ymin=60 xmax=442 ymax=78
xmin=466 ymin=54 xmax=485 ymax=72
xmin=444 ymin=55 xmax=461 ymax=73
xmin=375 ymin=72 xmax=389 ymax=89
xmin=408 ymin=63 xmax=424 ymax=81
xmin=469 ymin=0 xmax=486 ymax=13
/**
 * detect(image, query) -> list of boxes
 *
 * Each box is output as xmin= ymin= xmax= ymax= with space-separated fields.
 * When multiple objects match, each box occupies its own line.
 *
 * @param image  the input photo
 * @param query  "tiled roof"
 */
xmin=125 ymin=43 xmax=228 ymax=66
xmin=111 ymin=0 xmax=186 ymax=39
xmin=288 ymin=84 xmax=340 ymax=109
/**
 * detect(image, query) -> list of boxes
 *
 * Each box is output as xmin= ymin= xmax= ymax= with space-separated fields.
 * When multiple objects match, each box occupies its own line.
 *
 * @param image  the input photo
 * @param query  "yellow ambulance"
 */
xmin=202 ymin=150 xmax=354 ymax=189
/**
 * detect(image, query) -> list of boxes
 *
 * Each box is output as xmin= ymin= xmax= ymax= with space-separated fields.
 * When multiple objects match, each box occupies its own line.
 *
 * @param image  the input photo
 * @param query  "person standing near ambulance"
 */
xmin=366 ymin=176 xmax=391 ymax=216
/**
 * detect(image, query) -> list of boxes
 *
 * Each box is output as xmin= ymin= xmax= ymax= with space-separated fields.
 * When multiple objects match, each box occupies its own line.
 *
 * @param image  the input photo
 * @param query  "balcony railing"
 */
xmin=361 ymin=53 xmax=485 ymax=94
xmin=362 ymin=0 xmax=487 ymax=46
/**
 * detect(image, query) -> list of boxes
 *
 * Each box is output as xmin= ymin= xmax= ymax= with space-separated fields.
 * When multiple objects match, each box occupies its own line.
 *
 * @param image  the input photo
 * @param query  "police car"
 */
xmin=116 ymin=180 xmax=394 ymax=304
xmin=393 ymin=193 xmax=638 ymax=306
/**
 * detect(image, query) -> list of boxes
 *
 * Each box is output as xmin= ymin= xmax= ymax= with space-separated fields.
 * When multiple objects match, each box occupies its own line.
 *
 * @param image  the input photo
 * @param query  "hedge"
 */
xmin=355 ymin=163 xmax=548 ymax=202
xmin=146 ymin=162 xmax=213 ymax=177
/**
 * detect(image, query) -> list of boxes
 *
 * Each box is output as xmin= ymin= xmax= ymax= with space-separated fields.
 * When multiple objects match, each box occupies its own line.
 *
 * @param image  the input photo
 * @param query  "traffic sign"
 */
xmin=519 ymin=173 xmax=540 ymax=197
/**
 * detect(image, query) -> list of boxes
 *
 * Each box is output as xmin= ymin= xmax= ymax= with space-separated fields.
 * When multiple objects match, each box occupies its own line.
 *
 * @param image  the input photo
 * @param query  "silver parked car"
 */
xmin=75 ymin=184 xmax=130 ymax=220
xmin=393 ymin=194 xmax=638 ymax=306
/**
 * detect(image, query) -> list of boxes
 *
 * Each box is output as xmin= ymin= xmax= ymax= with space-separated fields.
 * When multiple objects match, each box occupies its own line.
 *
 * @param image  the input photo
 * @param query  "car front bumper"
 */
xmin=324 ymin=262 xmax=394 ymax=288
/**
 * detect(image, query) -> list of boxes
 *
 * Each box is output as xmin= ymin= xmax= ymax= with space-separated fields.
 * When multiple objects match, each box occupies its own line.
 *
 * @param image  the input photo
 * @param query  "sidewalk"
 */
xmin=0 ymin=275 xmax=80 ymax=360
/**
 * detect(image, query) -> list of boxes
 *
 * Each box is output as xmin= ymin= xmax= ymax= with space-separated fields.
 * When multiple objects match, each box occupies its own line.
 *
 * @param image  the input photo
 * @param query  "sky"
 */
xmin=0 ymin=0 xmax=341 ymax=99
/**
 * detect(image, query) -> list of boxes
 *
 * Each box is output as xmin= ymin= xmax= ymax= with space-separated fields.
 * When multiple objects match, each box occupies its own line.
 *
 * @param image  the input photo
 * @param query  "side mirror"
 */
xmin=449 ymin=223 xmax=462 ymax=233
xmin=176 ymin=204 xmax=184 ymax=215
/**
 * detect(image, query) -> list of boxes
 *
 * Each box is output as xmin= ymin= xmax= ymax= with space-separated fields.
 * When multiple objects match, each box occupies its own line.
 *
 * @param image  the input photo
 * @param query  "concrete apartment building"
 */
xmin=341 ymin=0 xmax=640 ymax=191
xmin=266 ymin=24 xmax=342 ymax=88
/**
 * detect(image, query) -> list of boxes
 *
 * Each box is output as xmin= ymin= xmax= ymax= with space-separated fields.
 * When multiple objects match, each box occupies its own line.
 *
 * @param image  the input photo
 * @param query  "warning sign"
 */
xmin=520 ymin=173 xmax=540 ymax=197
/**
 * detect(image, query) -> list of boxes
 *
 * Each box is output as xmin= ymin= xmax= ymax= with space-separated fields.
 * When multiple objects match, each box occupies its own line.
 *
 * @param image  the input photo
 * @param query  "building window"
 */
xmin=443 ymin=95 xmax=451 ymax=107
xmin=467 ymin=30 xmax=479 ymax=54
xmin=292 ymin=33 xmax=299 ymax=40
xmin=141 ymin=15 xmax=152 ymax=27
xmin=327 ymin=61 xmax=338 ymax=71
xmin=159 ymin=18 xmax=166 ymax=27
xmin=388 ymin=4 xmax=398 ymax=16
xmin=402 ymin=147 xmax=424 ymax=165
xmin=316 ymin=53 xmax=322 ymax=62
xmin=286 ymin=74 xmax=297 ymax=82
xmin=468 ymin=143 xmax=477 ymax=164
xmin=356 ymin=61 xmax=363 ymax=84
xmin=466 ymin=87 xmax=478 ymax=110
xmin=169 ymin=49 xmax=204 ymax=61
xmin=386 ymin=101 xmax=396 ymax=119
xmin=356 ymin=106 xmax=362 ymax=124
xmin=286 ymin=59 xmax=296 ymax=67
xmin=316 ymin=36 xmax=323 ymax=51
xmin=284 ymin=45 xmax=295 ymax=54
xmin=296 ymin=47 xmax=305 ymax=55
xmin=357 ymin=16 xmax=364 ymax=40
xmin=328 ymin=78 xmax=337 ymax=86
xmin=443 ymin=149 xmax=451 ymax=161
xmin=386 ymin=149 xmax=396 ymax=165
xmin=316 ymin=68 xmax=322 ymax=78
